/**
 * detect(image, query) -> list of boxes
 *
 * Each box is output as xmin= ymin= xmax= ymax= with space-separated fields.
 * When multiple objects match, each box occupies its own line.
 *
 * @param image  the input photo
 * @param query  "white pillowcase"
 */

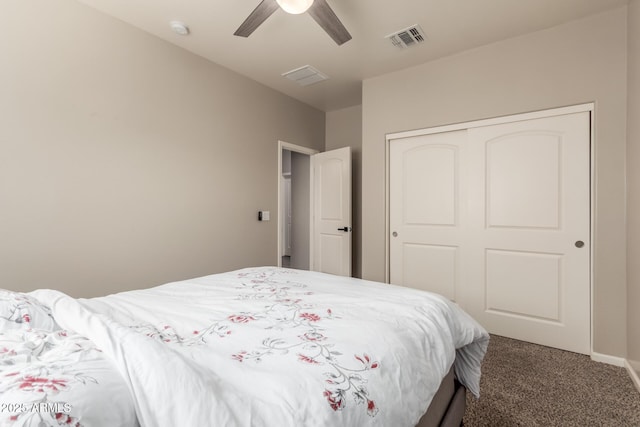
xmin=0 ymin=289 xmax=60 ymax=331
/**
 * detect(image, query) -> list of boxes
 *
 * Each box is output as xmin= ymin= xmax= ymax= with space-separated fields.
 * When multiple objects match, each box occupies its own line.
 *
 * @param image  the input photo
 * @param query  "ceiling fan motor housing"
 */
xmin=276 ymin=0 xmax=314 ymax=14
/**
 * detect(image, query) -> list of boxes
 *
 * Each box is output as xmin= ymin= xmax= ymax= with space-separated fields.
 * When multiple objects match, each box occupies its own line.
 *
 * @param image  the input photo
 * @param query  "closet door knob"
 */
xmin=575 ymin=240 xmax=585 ymax=248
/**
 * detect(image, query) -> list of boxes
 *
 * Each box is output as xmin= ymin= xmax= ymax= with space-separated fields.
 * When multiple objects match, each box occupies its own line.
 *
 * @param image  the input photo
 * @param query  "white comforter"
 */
xmin=3 ymin=267 xmax=488 ymax=427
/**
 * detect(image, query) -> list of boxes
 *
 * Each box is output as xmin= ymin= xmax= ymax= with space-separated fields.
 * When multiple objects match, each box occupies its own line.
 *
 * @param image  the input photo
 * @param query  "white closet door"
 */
xmin=464 ymin=112 xmax=590 ymax=354
xmin=389 ymin=112 xmax=590 ymax=354
xmin=389 ymin=130 xmax=468 ymax=302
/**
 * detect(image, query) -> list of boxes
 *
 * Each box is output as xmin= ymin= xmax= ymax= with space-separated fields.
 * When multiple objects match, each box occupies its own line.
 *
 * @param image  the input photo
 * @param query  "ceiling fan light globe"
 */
xmin=276 ymin=0 xmax=314 ymax=14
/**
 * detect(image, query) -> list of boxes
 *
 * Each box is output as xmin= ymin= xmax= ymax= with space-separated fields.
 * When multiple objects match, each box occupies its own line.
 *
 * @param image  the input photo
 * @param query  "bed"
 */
xmin=0 ymin=267 xmax=489 ymax=427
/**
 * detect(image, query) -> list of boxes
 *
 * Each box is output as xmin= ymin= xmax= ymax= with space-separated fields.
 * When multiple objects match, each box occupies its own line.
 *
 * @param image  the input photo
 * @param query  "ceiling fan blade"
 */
xmin=307 ymin=0 xmax=352 ymax=45
xmin=234 ymin=0 xmax=280 ymax=38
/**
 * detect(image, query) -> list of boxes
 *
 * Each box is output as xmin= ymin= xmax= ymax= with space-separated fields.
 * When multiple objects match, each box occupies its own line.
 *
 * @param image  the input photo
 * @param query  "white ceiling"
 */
xmin=76 ymin=0 xmax=628 ymax=112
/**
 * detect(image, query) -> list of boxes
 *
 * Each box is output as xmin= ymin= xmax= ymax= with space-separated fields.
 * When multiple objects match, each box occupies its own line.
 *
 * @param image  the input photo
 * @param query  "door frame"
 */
xmin=384 ymin=102 xmax=595 ymax=350
xmin=277 ymin=141 xmax=319 ymax=267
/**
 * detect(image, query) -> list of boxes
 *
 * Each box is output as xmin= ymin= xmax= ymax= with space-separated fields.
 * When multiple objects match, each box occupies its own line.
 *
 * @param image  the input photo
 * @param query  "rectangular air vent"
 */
xmin=282 ymin=65 xmax=329 ymax=87
xmin=386 ymin=25 xmax=426 ymax=49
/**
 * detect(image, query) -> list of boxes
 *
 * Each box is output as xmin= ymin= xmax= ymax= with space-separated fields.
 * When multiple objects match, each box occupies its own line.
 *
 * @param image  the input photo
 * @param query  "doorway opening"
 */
xmin=277 ymin=141 xmax=318 ymax=269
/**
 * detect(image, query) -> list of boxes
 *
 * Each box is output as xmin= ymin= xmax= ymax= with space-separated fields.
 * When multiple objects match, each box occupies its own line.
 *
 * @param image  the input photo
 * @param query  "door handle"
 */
xmin=337 ymin=227 xmax=352 ymax=232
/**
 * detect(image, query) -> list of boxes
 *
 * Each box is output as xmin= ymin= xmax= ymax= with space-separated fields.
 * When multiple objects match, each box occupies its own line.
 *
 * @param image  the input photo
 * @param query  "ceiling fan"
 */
xmin=234 ymin=0 xmax=352 ymax=46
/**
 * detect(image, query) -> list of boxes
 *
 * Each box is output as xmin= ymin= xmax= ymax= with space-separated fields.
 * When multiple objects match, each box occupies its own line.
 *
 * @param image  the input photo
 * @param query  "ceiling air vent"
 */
xmin=282 ymin=65 xmax=329 ymax=87
xmin=386 ymin=25 xmax=426 ymax=49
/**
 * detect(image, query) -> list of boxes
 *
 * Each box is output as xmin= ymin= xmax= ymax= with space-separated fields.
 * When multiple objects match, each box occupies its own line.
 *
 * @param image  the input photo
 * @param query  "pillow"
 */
xmin=0 ymin=289 xmax=60 ymax=331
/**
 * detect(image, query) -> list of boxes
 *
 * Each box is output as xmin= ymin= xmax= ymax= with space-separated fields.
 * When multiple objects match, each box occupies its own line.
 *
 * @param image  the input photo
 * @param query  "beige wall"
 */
xmin=627 ymin=0 xmax=640 ymax=372
xmin=362 ymin=8 xmax=628 ymax=356
xmin=326 ymin=105 xmax=363 ymax=277
xmin=0 ymin=0 xmax=325 ymax=297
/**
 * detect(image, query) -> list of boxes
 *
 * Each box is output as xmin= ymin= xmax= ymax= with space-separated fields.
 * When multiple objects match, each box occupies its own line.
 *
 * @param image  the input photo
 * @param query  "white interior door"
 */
xmin=390 ymin=112 xmax=591 ymax=354
xmin=312 ymin=147 xmax=352 ymax=276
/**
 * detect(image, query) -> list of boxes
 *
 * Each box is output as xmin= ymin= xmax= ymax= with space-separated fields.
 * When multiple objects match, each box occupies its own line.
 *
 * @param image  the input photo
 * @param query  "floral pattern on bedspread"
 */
xmin=129 ymin=316 xmax=234 ymax=346
xmin=125 ymin=269 xmax=382 ymax=417
xmin=227 ymin=269 xmax=380 ymax=417
xmin=0 ymin=328 xmax=97 ymax=427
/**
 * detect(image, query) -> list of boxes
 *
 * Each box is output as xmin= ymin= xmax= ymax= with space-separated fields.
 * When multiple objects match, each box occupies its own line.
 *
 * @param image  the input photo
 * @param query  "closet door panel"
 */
xmin=465 ymin=112 xmax=590 ymax=354
xmin=389 ymin=130 xmax=467 ymax=304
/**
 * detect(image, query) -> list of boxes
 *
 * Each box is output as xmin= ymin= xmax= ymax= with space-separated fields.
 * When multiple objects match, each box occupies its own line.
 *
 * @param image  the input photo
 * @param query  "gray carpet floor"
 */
xmin=463 ymin=335 xmax=640 ymax=426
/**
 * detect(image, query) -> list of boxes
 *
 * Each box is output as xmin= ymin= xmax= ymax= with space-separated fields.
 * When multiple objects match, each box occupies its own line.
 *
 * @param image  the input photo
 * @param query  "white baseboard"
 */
xmin=625 ymin=360 xmax=640 ymax=394
xmin=590 ymin=352 xmax=625 ymax=367
xmin=591 ymin=353 xmax=640 ymax=392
